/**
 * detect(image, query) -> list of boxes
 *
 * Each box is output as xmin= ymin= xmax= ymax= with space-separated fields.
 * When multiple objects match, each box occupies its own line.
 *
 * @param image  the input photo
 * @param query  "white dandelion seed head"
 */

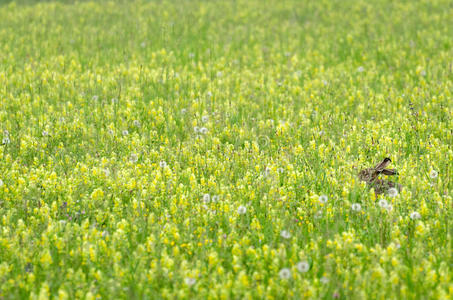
xmin=280 ymin=230 xmax=291 ymax=239
xmin=2 ymin=137 xmax=10 ymax=144
xmin=92 ymin=95 xmax=99 ymax=101
xmin=420 ymin=70 xmax=426 ymax=76
xmin=202 ymin=193 xmax=210 ymax=203
xmin=211 ymin=195 xmax=219 ymax=203
xmin=159 ymin=160 xmax=167 ymax=168
xmin=194 ymin=126 xmax=199 ymax=133
xmin=237 ymin=205 xmax=247 ymax=215
xmin=410 ymin=211 xmax=421 ymax=220
xmin=111 ymin=98 xmax=118 ymax=104
xmin=140 ymin=42 xmax=146 ymax=48
xmin=133 ymin=120 xmax=141 ymax=127
xmin=388 ymin=188 xmax=398 ymax=198
xmin=378 ymin=199 xmax=388 ymax=208
xmin=207 ymin=91 xmax=212 ymax=98
xmin=185 ymin=277 xmax=196 ymax=286
xmin=202 ymin=115 xmax=209 ymax=123
xmin=0 ymin=179 xmax=3 ymax=187
xmin=279 ymin=268 xmax=291 ymax=280
xmin=130 ymin=154 xmax=138 ymax=163
xmin=188 ymin=53 xmax=195 ymax=58
xmin=181 ymin=108 xmax=187 ymax=114
xmin=200 ymin=127 xmax=208 ymax=134
xmin=103 ymin=169 xmax=110 ymax=177
xmin=216 ymin=71 xmax=223 ymax=77
xmin=296 ymin=261 xmax=310 ymax=273
xmin=318 ymin=195 xmax=328 ymax=204
xmin=429 ymin=170 xmax=438 ymax=179
xmin=277 ymin=167 xmax=284 ymax=174
xmin=357 ymin=66 xmax=365 ymax=72
xmin=320 ymin=276 xmax=330 ymax=284
xmin=122 ymin=130 xmax=129 ymax=136
xmin=264 ymin=167 xmax=271 ymax=176
xmin=351 ymin=203 xmax=362 ymax=212
xmin=42 ymin=131 xmax=49 ymax=137
xmin=322 ymin=79 xmax=328 ymax=86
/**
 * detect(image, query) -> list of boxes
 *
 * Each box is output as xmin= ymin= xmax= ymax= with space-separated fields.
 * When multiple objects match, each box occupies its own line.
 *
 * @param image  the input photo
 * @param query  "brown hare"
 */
xmin=358 ymin=158 xmax=402 ymax=195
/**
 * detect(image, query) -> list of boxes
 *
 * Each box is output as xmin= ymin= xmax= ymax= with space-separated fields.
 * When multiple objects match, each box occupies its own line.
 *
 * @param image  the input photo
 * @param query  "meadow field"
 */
xmin=0 ymin=0 xmax=452 ymax=299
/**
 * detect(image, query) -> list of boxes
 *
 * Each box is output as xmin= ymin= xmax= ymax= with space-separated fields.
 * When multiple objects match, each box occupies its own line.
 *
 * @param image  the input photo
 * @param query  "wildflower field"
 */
xmin=0 ymin=0 xmax=452 ymax=299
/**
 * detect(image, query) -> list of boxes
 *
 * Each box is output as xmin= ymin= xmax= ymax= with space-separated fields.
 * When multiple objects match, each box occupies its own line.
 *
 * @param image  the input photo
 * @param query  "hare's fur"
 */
xmin=358 ymin=158 xmax=401 ymax=195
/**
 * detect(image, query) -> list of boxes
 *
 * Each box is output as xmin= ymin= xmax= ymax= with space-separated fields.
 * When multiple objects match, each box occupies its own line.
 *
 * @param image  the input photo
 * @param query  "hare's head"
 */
xmin=358 ymin=157 xmax=398 ymax=183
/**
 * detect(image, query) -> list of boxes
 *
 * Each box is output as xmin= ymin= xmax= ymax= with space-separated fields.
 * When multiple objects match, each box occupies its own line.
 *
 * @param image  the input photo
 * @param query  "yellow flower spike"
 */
xmin=39 ymin=250 xmax=53 ymax=269
xmin=420 ymin=200 xmax=428 ymax=216
xmin=415 ymin=223 xmax=426 ymax=236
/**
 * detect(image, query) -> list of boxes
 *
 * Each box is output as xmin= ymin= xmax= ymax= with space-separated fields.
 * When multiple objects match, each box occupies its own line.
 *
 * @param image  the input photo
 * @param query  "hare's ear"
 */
xmin=374 ymin=158 xmax=391 ymax=172
xmin=381 ymin=168 xmax=398 ymax=175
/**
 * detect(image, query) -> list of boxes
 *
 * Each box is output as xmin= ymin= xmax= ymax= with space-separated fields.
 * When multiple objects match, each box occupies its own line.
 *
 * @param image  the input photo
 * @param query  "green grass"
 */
xmin=0 ymin=0 xmax=452 ymax=299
